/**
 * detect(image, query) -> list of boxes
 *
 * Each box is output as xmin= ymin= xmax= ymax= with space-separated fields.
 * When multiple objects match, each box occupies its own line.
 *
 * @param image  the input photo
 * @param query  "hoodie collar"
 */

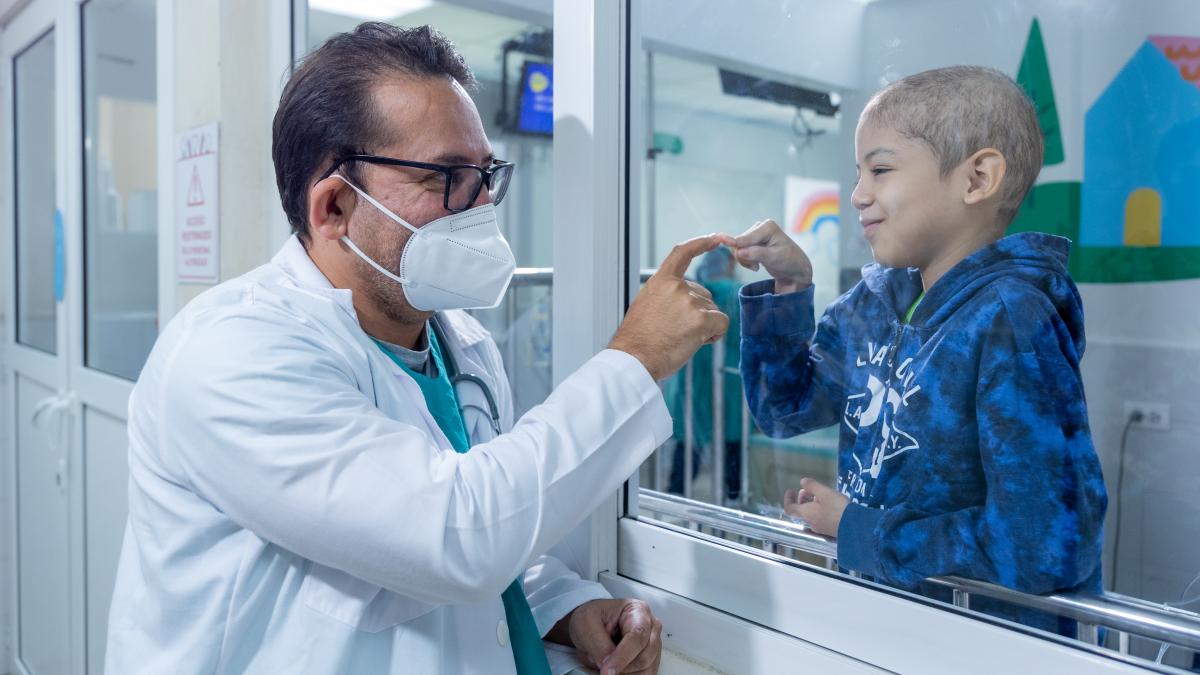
xmin=861 ymin=232 xmax=1072 ymax=327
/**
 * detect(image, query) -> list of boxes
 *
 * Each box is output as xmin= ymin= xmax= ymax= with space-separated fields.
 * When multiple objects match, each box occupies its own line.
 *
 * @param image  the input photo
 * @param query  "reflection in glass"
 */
xmin=14 ymin=30 xmax=57 ymax=354
xmin=83 ymin=0 xmax=159 ymax=380
xmin=638 ymin=48 xmax=844 ymax=514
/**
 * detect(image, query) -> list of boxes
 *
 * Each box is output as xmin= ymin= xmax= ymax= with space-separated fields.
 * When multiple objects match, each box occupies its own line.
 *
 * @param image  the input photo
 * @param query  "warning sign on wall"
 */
xmin=176 ymin=122 xmax=219 ymax=283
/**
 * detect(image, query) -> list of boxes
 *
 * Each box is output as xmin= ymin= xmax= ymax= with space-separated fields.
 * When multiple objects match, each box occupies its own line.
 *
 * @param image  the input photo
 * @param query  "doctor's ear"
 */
xmin=307 ymin=175 xmax=355 ymax=242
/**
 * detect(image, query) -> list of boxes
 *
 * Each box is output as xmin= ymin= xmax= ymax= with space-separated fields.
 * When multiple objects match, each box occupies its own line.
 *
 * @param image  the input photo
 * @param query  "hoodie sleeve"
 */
xmin=838 ymin=295 xmax=1108 ymax=594
xmin=739 ymin=281 xmax=845 ymax=438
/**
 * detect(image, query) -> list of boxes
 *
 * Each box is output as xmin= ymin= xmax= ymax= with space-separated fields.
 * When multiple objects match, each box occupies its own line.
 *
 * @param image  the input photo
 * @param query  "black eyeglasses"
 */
xmin=323 ymin=154 xmax=515 ymax=213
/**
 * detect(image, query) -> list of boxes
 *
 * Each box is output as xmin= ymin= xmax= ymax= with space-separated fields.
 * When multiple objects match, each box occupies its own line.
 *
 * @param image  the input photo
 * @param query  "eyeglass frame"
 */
xmin=320 ymin=154 xmax=515 ymax=214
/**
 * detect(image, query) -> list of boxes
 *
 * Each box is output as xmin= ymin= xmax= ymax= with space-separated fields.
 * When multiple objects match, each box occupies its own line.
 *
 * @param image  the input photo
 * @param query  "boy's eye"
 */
xmin=871 ymin=167 xmax=891 ymax=176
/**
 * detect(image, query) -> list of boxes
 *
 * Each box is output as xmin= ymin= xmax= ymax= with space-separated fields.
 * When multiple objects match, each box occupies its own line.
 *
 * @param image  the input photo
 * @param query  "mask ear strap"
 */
xmin=331 ymin=173 xmax=421 ymax=235
xmin=340 ymin=234 xmax=411 ymax=286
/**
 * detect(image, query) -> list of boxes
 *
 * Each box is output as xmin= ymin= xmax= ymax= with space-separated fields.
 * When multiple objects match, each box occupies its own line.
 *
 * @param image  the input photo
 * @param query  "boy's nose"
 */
xmin=851 ymin=182 xmax=872 ymax=210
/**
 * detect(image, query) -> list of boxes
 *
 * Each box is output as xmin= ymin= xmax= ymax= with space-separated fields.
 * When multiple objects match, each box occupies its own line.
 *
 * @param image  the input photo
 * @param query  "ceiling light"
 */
xmin=309 ymin=0 xmax=434 ymax=21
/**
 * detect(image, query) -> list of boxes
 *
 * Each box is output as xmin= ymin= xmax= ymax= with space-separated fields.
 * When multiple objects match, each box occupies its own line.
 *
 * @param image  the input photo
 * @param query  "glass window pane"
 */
xmin=14 ymin=30 xmax=57 ymax=354
xmin=305 ymin=2 xmax=554 ymax=417
xmin=82 ymin=0 xmax=159 ymax=380
xmin=636 ymin=47 xmax=844 ymax=507
xmin=630 ymin=1 xmax=1200 ymax=666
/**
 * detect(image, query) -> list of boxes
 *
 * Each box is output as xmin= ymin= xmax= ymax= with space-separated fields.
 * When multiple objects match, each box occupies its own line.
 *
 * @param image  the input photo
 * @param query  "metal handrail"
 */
xmin=510 ymin=267 xmax=553 ymax=287
xmin=638 ymin=489 xmax=1200 ymax=655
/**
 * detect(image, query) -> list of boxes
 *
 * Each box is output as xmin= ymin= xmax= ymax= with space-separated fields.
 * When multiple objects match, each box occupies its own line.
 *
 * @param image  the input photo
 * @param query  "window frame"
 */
xmin=607 ymin=2 xmax=1191 ymax=674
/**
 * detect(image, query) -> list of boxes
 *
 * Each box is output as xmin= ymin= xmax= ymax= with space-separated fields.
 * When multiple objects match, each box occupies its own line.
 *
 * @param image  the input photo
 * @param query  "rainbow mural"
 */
xmin=790 ymin=189 xmax=840 ymax=235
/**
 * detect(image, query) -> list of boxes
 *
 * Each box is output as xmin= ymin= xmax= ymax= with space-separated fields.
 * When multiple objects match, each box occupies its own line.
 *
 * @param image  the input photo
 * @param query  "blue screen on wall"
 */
xmin=516 ymin=61 xmax=553 ymax=136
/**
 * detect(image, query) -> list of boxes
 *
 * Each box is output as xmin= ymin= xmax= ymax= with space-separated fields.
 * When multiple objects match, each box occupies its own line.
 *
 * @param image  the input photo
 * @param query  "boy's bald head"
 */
xmin=860 ymin=65 xmax=1043 ymax=227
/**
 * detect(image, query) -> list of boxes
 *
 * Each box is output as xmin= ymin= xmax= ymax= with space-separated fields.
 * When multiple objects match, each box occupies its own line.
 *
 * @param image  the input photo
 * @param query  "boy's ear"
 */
xmin=962 ymin=148 xmax=1006 ymax=206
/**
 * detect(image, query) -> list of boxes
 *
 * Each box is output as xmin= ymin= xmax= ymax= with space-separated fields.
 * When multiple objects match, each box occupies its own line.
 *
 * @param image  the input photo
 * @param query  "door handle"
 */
xmin=31 ymin=394 xmax=60 ymax=429
xmin=31 ymin=392 xmax=75 ymax=492
xmin=55 ymin=458 xmax=67 ymax=494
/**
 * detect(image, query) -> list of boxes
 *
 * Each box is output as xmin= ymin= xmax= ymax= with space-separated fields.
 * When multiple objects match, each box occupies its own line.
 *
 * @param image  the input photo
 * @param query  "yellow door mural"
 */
xmin=1123 ymin=187 xmax=1162 ymax=247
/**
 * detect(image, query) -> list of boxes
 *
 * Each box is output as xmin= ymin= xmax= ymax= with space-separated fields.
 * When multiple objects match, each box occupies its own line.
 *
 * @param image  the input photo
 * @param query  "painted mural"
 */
xmin=1008 ymin=20 xmax=1200 ymax=283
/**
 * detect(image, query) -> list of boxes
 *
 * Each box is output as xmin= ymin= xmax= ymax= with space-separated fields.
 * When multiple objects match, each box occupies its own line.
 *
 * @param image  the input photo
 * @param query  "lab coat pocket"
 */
xmin=301 ymin=564 xmax=438 ymax=633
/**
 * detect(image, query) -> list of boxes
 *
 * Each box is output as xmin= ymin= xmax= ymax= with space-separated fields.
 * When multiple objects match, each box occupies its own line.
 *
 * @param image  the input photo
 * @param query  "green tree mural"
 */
xmin=1017 ymin=18 xmax=1064 ymax=166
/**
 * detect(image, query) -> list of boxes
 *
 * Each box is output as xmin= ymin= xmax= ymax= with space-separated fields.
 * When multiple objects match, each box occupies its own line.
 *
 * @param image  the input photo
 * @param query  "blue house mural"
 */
xmin=1081 ymin=39 xmax=1200 ymax=249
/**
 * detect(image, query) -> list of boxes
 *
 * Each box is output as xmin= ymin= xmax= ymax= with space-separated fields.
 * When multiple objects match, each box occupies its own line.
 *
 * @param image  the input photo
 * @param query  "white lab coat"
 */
xmin=105 ymin=236 xmax=672 ymax=674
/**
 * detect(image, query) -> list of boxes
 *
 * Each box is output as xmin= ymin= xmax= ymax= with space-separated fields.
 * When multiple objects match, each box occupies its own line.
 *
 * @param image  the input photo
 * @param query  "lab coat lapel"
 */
xmin=274 ymin=238 xmax=491 ymax=451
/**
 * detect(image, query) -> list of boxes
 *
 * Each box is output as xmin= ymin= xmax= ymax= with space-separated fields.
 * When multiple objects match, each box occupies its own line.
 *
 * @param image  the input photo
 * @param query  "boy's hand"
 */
xmin=718 ymin=219 xmax=813 ymax=294
xmin=784 ymin=477 xmax=849 ymax=538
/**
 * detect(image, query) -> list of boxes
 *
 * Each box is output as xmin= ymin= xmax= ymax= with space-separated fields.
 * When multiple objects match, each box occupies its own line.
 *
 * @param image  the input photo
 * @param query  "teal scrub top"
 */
xmin=668 ymin=277 xmax=744 ymax=446
xmin=375 ymin=325 xmax=552 ymax=675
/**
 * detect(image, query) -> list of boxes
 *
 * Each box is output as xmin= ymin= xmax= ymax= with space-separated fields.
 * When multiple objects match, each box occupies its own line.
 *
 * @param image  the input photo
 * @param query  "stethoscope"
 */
xmin=430 ymin=314 xmax=503 ymax=437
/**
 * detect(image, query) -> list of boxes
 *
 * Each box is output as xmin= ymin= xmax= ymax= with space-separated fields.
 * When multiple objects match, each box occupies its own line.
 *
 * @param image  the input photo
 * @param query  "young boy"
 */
xmin=720 ymin=66 xmax=1107 ymax=608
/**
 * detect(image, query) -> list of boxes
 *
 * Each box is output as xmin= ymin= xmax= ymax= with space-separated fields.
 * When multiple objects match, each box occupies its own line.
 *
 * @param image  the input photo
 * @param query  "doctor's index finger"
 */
xmin=655 ymin=234 xmax=721 ymax=279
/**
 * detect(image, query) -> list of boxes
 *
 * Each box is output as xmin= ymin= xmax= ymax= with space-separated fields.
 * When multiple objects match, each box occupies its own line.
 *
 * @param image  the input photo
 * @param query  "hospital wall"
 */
xmin=853 ymin=0 xmax=1200 ymax=606
xmin=170 ymin=0 xmax=290 ymax=319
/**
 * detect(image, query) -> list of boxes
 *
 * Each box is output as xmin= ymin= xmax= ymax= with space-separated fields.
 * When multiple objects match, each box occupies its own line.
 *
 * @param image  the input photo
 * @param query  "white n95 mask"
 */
xmin=334 ymin=174 xmax=516 ymax=311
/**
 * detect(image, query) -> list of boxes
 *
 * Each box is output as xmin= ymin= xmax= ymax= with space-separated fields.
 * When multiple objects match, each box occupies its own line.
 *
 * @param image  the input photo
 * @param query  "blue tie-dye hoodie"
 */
xmin=740 ymin=232 xmax=1107 ymax=600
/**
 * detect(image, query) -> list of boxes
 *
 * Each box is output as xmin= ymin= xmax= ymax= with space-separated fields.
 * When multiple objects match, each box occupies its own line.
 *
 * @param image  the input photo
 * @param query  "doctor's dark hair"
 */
xmin=272 ymin=22 xmax=476 ymax=244
xmin=861 ymin=65 xmax=1042 ymax=227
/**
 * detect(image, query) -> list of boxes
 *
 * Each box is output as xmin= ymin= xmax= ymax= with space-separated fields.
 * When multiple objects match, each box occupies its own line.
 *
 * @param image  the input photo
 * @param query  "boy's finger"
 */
xmin=784 ymin=501 xmax=806 ymax=519
xmin=784 ymin=488 xmax=799 ymax=507
xmin=730 ymin=220 xmax=773 ymax=248
xmin=796 ymin=501 xmax=821 ymax=522
xmin=735 ymin=245 xmax=769 ymax=264
xmin=732 ymin=256 xmax=761 ymax=272
xmin=788 ymin=501 xmax=822 ymax=523
xmin=800 ymin=477 xmax=831 ymax=497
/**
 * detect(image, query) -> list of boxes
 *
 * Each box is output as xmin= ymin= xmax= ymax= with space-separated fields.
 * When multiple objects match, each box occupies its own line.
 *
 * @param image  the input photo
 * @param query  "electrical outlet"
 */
xmin=1124 ymin=401 xmax=1171 ymax=431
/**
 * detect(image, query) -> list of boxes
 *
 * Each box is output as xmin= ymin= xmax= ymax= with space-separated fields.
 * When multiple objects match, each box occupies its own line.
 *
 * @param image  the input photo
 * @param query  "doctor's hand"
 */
xmin=784 ymin=477 xmax=849 ymax=538
xmin=609 ymin=234 xmax=730 ymax=381
xmin=552 ymin=598 xmax=663 ymax=675
xmin=718 ymin=219 xmax=812 ymax=295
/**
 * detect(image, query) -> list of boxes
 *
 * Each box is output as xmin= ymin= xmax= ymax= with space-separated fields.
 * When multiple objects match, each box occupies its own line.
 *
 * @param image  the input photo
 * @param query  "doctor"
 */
xmin=106 ymin=21 xmax=728 ymax=675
